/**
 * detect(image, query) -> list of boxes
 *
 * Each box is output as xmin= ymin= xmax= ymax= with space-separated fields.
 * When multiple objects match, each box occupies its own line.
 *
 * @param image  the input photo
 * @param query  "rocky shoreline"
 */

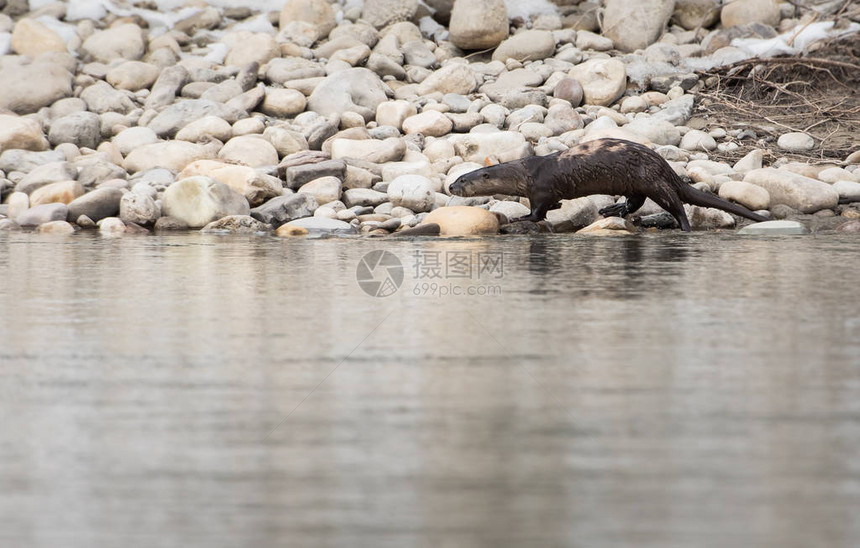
xmin=0 ymin=0 xmax=858 ymax=238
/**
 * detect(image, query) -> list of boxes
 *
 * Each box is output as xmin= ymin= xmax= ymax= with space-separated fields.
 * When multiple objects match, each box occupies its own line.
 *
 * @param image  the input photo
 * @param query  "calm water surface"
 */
xmin=1 ymin=231 xmax=859 ymax=547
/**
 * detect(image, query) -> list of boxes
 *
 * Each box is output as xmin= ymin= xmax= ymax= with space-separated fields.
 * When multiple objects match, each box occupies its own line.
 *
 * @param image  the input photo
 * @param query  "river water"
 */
xmin=1 ymin=231 xmax=858 ymax=547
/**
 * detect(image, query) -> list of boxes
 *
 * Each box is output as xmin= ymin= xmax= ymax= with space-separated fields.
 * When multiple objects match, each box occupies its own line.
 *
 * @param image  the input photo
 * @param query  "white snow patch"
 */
xmin=66 ymin=0 xmax=108 ymax=21
xmin=733 ymin=21 xmax=860 ymax=58
xmin=203 ymin=42 xmax=230 ymax=64
xmin=230 ymin=14 xmax=276 ymax=34
xmin=503 ymin=0 xmax=558 ymax=20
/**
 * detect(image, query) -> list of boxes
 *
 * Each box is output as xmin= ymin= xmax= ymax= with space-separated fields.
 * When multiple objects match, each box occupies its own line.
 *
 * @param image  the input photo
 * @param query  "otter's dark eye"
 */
xmin=482 ymin=173 xmax=489 ymax=179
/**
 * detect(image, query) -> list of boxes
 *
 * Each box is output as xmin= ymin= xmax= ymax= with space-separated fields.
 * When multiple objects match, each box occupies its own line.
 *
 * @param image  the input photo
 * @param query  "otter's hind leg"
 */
xmin=650 ymin=193 xmax=691 ymax=231
xmin=599 ymin=195 xmax=646 ymax=218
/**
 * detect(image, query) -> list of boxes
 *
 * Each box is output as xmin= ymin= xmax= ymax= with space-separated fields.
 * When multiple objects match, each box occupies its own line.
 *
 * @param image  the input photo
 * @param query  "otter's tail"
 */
xmin=678 ymin=184 xmax=768 ymax=223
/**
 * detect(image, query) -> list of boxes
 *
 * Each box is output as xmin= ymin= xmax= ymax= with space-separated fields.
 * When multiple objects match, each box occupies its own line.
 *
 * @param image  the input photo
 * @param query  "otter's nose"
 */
xmin=449 ymin=181 xmax=464 ymax=196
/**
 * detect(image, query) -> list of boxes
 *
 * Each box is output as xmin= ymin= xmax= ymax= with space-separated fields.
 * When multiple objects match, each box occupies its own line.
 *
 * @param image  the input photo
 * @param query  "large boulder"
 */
xmin=449 ymin=0 xmax=508 ymax=50
xmin=279 ymin=0 xmax=337 ymax=43
xmin=387 ymin=175 xmax=436 ymax=213
xmin=178 ymin=160 xmax=283 ymax=207
xmin=0 ymin=63 xmax=73 ymax=114
xmin=162 ymin=177 xmax=250 ymax=228
xmin=81 ymin=24 xmax=146 ymax=63
xmin=123 ymin=141 xmax=219 ymax=173
xmin=66 ymin=187 xmax=124 ymax=223
xmin=568 ymin=59 xmax=627 ymax=107
xmin=721 ymin=0 xmax=780 ymax=28
xmin=744 ymin=168 xmax=838 ymax=213
xmin=11 ymin=18 xmax=67 ymax=57
xmin=307 ymin=68 xmax=388 ymax=122
xmin=0 ymin=115 xmax=48 ymax=151
xmin=421 ymin=206 xmax=500 ymax=236
xmin=492 ymin=30 xmax=556 ymax=62
xmin=416 ymin=63 xmax=478 ymax=96
xmin=602 ymin=0 xmax=674 ymax=52
xmin=362 ymin=0 xmax=419 ymax=28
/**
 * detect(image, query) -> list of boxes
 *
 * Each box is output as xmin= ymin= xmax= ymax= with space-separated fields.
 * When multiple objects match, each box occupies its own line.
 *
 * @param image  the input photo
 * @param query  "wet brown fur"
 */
xmin=449 ymin=138 xmax=768 ymax=231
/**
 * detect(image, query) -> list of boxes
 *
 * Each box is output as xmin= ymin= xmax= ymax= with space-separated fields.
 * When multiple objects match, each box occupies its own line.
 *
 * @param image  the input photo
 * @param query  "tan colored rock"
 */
xmin=218 ymin=135 xmax=279 ymax=167
xmin=11 ymin=18 xmax=66 ymax=57
xmin=603 ymin=0 xmax=673 ymax=52
xmin=402 ymin=111 xmax=453 ymax=137
xmin=29 ymin=180 xmax=84 ymax=206
xmin=37 ymin=220 xmax=75 ymax=235
xmin=721 ymin=0 xmax=780 ymax=28
xmin=718 ymin=180 xmax=770 ymax=211
xmin=0 ymin=115 xmax=48 ymax=151
xmin=279 ymin=0 xmax=336 ymax=41
xmin=568 ymin=59 xmax=627 ymax=107
xmin=422 ymin=206 xmax=500 ymax=236
xmin=178 ymin=160 xmax=282 ymax=207
xmin=576 ymin=217 xmax=637 ymax=235
xmin=449 ymin=0 xmax=508 ymax=50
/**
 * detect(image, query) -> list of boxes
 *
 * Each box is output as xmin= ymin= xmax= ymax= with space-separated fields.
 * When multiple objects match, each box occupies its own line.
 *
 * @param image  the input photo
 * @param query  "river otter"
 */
xmin=449 ymin=138 xmax=768 ymax=231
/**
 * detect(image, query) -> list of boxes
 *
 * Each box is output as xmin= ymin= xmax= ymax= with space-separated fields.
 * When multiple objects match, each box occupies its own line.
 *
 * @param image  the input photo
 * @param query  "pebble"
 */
xmin=577 ymin=216 xmax=638 ymax=235
xmin=276 ymin=217 xmax=357 ymax=237
xmin=777 ymin=132 xmax=815 ymax=152
xmin=738 ymin=220 xmax=810 ymax=235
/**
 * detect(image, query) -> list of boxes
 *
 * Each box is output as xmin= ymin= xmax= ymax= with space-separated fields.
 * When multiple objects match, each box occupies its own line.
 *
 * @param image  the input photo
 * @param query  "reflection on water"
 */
xmin=0 ymin=232 xmax=859 ymax=548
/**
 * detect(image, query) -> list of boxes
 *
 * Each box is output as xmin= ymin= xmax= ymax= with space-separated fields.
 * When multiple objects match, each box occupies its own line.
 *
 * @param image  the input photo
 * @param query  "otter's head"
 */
xmin=449 ymin=163 xmax=529 ymax=198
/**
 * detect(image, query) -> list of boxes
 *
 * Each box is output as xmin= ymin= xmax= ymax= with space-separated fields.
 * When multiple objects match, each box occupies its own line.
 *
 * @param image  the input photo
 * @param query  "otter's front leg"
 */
xmin=511 ymin=199 xmax=559 ymax=223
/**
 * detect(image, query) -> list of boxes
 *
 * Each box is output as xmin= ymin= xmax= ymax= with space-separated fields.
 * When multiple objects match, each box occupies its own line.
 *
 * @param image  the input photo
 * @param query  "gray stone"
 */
xmin=16 ymin=161 xmax=77 ymax=194
xmin=342 ymin=188 xmax=389 ymax=208
xmin=67 ymin=187 xmax=124 ymax=222
xmin=16 ymin=203 xmax=68 ymax=226
xmin=145 ymin=65 xmax=190 ymax=111
xmin=48 ymin=111 xmax=101 ymax=149
xmin=0 ymin=150 xmax=65 ymax=174
xmin=307 ymin=68 xmax=388 ymax=122
xmin=777 ymin=132 xmax=815 ymax=152
xmin=493 ymin=30 xmax=556 ymax=63
xmin=250 ymin=193 xmax=318 ymax=227
xmin=148 ymin=100 xmax=244 ymax=138
xmin=834 ymin=180 xmax=860 ymax=204
xmin=284 ymin=159 xmax=347 ymax=190
xmin=0 ymin=62 xmax=73 ymax=114
xmin=119 ymin=192 xmax=159 ymax=226
xmin=651 ymin=94 xmax=695 ymax=125
xmin=80 ymin=81 xmax=136 ymax=115
xmin=738 ymin=220 xmax=810 ymax=235
xmin=200 ymin=215 xmax=271 ymax=234
xmin=362 ymin=0 xmax=419 ymax=28
xmin=545 ymin=197 xmax=598 ymax=232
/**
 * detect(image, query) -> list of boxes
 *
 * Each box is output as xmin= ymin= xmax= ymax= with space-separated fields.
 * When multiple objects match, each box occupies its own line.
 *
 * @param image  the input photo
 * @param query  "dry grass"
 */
xmin=695 ymin=31 xmax=860 ymax=165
